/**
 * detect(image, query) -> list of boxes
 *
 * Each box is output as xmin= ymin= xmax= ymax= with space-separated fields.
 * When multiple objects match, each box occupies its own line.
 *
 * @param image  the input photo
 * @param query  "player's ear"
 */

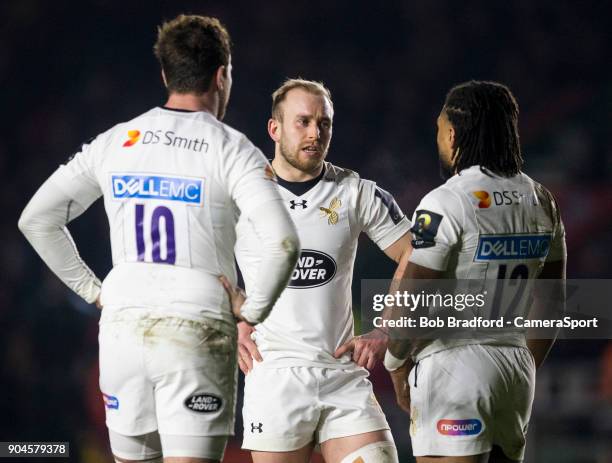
xmin=448 ymin=125 xmax=455 ymax=149
xmin=214 ymin=65 xmax=226 ymax=92
xmin=268 ymin=118 xmax=281 ymax=143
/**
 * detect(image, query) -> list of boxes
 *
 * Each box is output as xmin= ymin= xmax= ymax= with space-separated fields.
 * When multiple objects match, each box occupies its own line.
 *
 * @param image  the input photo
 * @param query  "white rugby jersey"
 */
xmin=235 ymin=162 xmax=412 ymax=368
xmin=47 ymin=107 xmax=283 ymax=329
xmin=409 ymin=165 xmax=566 ymax=360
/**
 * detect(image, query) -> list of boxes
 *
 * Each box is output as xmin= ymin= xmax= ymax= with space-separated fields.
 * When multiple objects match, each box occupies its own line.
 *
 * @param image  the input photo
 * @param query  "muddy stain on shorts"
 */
xmin=138 ymin=317 xmax=235 ymax=356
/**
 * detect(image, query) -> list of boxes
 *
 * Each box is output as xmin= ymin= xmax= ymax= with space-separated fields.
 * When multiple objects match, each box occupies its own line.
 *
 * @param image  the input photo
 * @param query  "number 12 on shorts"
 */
xmin=135 ymin=204 xmax=176 ymax=264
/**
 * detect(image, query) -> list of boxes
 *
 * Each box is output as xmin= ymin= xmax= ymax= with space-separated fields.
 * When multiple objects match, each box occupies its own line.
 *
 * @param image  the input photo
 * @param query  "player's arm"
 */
xmin=527 ymin=259 xmax=566 ymax=369
xmin=528 ymin=198 xmax=567 ymax=369
xmin=383 ymin=231 xmax=412 ymax=264
xmin=18 ymin=143 xmax=103 ymax=305
xmin=335 ymin=182 xmax=412 ymax=368
xmin=220 ymin=141 xmax=300 ymax=325
xmin=383 ymin=188 xmax=462 ymax=413
xmin=384 ymin=261 xmax=443 ymax=413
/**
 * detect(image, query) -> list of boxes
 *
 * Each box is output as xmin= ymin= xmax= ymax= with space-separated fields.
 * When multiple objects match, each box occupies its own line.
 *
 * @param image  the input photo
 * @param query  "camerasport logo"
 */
xmin=437 ymin=419 xmax=482 ymax=436
xmin=288 ymin=249 xmax=336 ymax=289
xmin=102 ymin=393 xmax=119 ymax=410
xmin=123 ymin=130 xmax=141 ymax=147
xmin=184 ymin=394 xmax=223 ymax=413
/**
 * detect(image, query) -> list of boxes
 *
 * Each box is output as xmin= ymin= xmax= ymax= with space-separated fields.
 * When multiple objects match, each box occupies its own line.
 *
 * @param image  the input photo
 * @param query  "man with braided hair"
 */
xmin=384 ymin=81 xmax=566 ymax=462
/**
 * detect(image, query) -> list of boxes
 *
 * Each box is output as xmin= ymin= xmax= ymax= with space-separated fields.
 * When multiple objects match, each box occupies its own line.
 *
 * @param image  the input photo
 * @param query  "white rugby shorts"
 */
xmin=242 ymin=364 xmax=390 ymax=451
xmin=98 ymin=310 xmax=237 ymax=437
xmin=409 ymin=344 xmax=535 ymax=460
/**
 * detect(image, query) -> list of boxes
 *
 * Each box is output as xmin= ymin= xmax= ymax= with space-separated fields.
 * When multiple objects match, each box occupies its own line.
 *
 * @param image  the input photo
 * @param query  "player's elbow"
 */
xmin=282 ymin=232 xmax=301 ymax=268
xmin=17 ymin=207 xmax=36 ymax=236
xmin=266 ymin=229 xmax=300 ymax=268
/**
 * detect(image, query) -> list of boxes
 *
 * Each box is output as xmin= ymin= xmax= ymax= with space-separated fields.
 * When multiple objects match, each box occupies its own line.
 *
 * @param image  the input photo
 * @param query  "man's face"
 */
xmin=436 ymin=110 xmax=455 ymax=179
xmin=217 ymin=59 xmax=233 ymax=120
xmin=273 ymin=88 xmax=333 ymax=175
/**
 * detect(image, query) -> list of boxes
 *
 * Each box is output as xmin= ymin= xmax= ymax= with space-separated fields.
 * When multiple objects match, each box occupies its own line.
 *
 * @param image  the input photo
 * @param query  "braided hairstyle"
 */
xmin=444 ymin=80 xmax=523 ymax=177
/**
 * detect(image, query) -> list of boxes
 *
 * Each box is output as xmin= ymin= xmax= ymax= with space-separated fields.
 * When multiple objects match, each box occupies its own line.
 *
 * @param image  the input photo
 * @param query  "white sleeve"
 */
xmin=221 ymin=138 xmax=300 ymax=324
xmin=357 ymin=181 xmax=412 ymax=250
xmin=408 ymin=187 xmax=463 ymax=271
xmin=222 ymin=138 xmax=282 ymax=220
xmin=238 ymin=199 xmax=300 ymax=324
xmin=18 ymin=169 xmax=102 ymax=303
xmin=52 ymin=137 xmax=103 ymax=209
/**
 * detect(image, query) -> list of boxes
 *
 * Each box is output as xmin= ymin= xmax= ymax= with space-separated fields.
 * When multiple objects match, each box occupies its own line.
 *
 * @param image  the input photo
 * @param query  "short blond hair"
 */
xmin=271 ymin=78 xmax=333 ymax=121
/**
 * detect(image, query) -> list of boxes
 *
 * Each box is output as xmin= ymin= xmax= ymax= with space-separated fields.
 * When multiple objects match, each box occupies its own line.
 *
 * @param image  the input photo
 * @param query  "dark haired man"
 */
xmin=18 ymin=15 xmax=299 ymax=463
xmin=233 ymin=78 xmax=412 ymax=463
xmin=384 ymin=81 xmax=566 ymax=462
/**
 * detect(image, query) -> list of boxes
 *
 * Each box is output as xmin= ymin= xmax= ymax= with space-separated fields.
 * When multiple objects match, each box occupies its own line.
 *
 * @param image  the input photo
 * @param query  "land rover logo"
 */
xmin=184 ymin=394 xmax=222 ymax=413
xmin=289 ymin=249 xmax=336 ymax=289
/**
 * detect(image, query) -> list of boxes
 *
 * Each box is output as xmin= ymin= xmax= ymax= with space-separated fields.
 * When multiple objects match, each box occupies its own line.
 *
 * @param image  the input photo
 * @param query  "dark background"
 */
xmin=1 ymin=1 xmax=611 ymax=461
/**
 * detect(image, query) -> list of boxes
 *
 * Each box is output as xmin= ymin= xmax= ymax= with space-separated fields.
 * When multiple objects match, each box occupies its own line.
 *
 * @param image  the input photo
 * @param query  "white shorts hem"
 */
xmin=106 ymin=423 xmax=158 ymax=438
xmin=411 ymin=438 xmax=492 ymax=457
xmin=319 ymin=418 xmax=390 ymax=443
xmin=242 ymin=435 xmax=312 ymax=452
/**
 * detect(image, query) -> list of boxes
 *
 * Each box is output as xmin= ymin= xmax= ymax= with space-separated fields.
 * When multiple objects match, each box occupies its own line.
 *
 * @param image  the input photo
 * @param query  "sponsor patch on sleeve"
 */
xmin=410 ymin=209 xmax=443 ymax=248
xmin=374 ymin=186 xmax=404 ymax=225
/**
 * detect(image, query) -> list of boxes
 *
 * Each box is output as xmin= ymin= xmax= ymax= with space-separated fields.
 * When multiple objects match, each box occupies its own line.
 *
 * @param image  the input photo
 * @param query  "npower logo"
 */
xmin=437 ymin=419 xmax=482 ymax=436
xmin=123 ymin=130 xmax=141 ymax=147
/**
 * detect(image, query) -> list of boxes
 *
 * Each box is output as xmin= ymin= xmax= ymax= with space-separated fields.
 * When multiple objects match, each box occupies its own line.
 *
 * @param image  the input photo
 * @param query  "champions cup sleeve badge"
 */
xmin=319 ymin=197 xmax=341 ymax=225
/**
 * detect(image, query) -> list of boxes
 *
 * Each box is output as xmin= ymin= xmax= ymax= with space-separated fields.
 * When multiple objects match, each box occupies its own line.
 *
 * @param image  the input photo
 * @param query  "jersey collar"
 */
xmin=275 ymin=164 xmax=326 ymax=197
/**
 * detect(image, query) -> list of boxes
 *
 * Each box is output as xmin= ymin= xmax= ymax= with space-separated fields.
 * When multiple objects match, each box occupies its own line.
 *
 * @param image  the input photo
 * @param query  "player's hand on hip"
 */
xmin=219 ymin=275 xmax=247 ymax=321
xmin=237 ymin=321 xmax=262 ymax=374
xmin=334 ymin=329 xmax=388 ymax=370
xmin=390 ymin=361 xmax=411 ymax=414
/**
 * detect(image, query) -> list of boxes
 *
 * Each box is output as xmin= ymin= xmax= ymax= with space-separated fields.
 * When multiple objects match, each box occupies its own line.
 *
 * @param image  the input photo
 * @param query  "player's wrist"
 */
xmin=373 ymin=326 xmax=390 ymax=337
xmin=384 ymin=349 xmax=408 ymax=372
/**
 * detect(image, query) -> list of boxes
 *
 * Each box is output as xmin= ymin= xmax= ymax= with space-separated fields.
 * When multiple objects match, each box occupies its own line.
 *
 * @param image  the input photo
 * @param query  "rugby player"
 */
xmin=384 ymin=80 xmax=567 ymax=462
xmin=231 ymin=79 xmax=413 ymax=463
xmin=18 ymin=15 xmax=299 ymax=463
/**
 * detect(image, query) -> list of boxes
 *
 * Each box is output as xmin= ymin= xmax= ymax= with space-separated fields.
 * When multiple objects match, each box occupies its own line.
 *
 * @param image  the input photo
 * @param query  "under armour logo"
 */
xmin=289 ymin=200 xmax=308 ymax=209
xmin=251 ymin=422 xmax=263 ymax=433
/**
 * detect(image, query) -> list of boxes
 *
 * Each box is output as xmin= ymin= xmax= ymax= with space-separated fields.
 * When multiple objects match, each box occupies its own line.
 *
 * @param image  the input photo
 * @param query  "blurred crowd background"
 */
xmin=1 ymin=1 xmax=610 ymax=461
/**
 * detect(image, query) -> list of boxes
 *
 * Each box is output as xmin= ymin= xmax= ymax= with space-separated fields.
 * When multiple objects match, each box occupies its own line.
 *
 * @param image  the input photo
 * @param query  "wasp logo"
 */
xmin=123 ymin=130 xmax=141 ymax=147
xmin=472 ymin=190 xmax=491 ymax=208
xmin=319 ymin=198 xmax=341 ymax=225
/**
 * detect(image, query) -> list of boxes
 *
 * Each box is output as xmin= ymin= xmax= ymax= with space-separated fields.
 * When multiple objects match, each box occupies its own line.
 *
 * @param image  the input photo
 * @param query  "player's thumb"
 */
xmin=218 ymin=275 xmax=233 ymax=295
xmin=334 ymin=339 xmax=355 ymax=358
